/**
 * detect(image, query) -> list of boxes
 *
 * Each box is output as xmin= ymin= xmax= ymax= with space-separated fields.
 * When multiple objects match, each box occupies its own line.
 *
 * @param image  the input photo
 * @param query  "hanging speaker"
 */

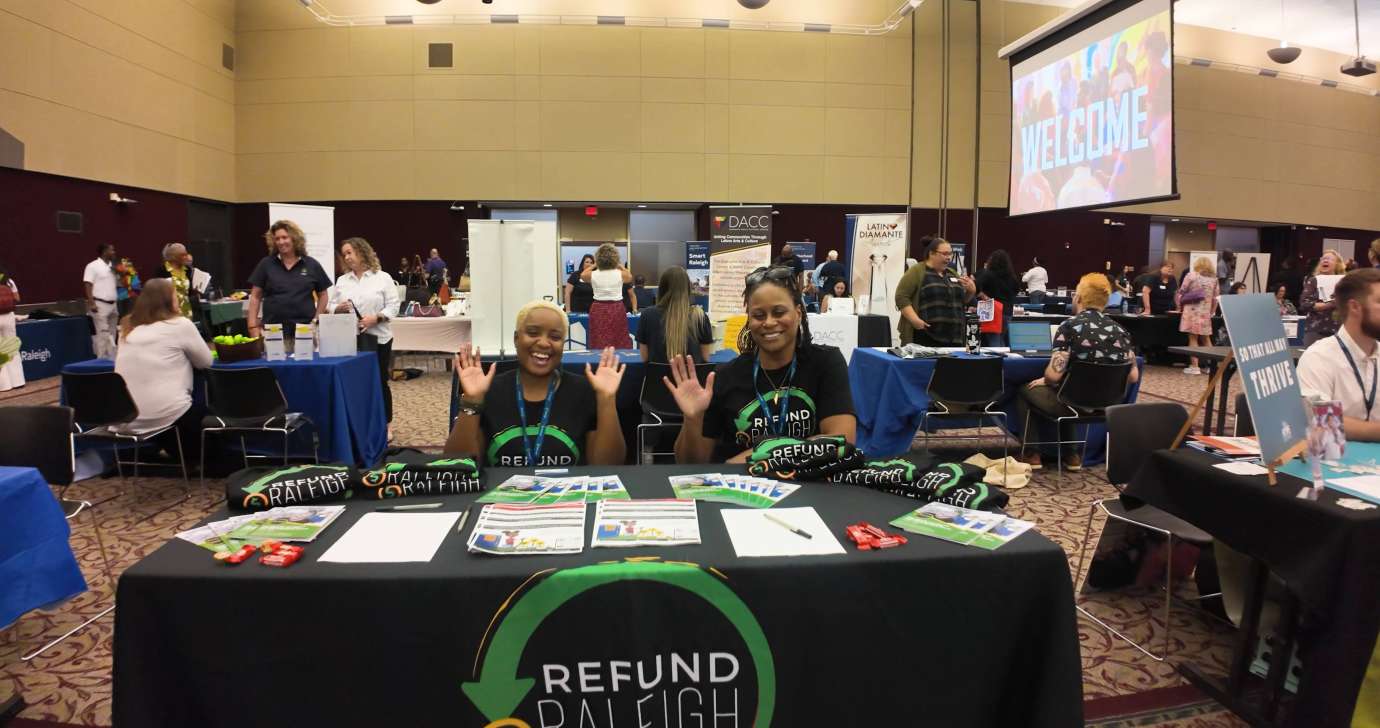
xmin=738 ymin=0 xmax=770 ymax=8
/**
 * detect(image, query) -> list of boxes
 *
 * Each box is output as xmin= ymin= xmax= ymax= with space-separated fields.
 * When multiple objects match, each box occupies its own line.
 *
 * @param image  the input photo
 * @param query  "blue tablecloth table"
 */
xmin=61 ymin=353 xmax=387 ymax=467
xmin=0 ymin=466 xmax=87 ymax=629
xmin=848 ymin=347 xmax=1142 ymax=463
xmin=17 ymin=317 xmax=94 ymax=381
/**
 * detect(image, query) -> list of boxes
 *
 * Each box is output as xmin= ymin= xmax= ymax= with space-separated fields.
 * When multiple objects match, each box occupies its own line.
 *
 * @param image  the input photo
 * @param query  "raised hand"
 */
xmin=455 ymin=346 xmax=496 ymax=400
xmin=586 ymin=346 xmax=626 ymax=399
xmin=662 ymin=354 xmax=715 ymax=419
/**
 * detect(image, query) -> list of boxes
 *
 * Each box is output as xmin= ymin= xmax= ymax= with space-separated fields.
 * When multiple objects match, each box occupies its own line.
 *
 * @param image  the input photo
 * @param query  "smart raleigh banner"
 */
xmin=709 ymin=206 xmax=772 ymax=322
xmin=686 ymin=241 xmax=710 ymax=309
xmin=845 ymin=213 xmax=909 ymax=336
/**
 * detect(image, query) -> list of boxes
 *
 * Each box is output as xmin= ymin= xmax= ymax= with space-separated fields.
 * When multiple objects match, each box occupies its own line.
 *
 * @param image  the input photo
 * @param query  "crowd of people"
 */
xmin=13 ymin=220 xmax=1380 ymax=474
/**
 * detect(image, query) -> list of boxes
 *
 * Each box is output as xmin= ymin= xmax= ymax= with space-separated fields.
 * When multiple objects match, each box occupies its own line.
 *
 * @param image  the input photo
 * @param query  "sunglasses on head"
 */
xmin=744 ymin=266 xmax=798 ymax=289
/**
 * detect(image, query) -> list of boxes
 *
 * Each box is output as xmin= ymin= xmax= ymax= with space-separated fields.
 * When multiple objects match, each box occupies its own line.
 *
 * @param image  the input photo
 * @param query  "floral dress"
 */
xmin=1177 ymin=271 xmax=1218 ymax=336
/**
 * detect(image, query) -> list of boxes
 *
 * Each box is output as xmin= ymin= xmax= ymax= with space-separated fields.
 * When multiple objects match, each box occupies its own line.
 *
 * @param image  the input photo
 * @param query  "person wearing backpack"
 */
xmin=1177 ymin=256 xmax=1220 ymax=375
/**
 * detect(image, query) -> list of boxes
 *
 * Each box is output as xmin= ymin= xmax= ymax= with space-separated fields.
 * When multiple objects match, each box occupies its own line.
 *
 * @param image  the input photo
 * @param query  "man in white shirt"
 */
xmin=1296 ymin=268 xmax=1380 ymax=440
xmin=83 ymin=243 xmax=119 ymax=359
xmin=1022 ymin=257 xmax=1050 ymax=306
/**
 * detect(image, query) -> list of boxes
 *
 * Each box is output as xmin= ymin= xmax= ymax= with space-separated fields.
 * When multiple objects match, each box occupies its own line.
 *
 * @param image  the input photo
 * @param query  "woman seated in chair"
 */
xmin=444 ymin=301 xmax=626 ymax=467
xmin=663 ymin=265 xmax=856 ymax=464
xmin=638 ymin=266 xmax=713 ymax=364
xmin=113 ymin=278 xmax=213 ymax=460
xmin=1017 ymin=272 xmax=1138 ymax=471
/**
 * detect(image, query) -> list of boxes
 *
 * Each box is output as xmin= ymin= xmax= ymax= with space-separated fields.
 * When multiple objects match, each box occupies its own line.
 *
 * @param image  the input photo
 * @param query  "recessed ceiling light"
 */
xmin=1171 ymin=218 xmax=1180 ymax=222
xmin=543 ymin=204 xmax=552 ymax=207
xmin=637 ymin=204 xmax=647 ymax=208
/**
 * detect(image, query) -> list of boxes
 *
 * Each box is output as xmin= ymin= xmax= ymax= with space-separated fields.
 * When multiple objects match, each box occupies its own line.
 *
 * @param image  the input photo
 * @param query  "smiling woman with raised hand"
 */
xmin=664 ymin=265 xmax=856 ymax=464
xmin=443 ymin=300 xmax=626 ymax=467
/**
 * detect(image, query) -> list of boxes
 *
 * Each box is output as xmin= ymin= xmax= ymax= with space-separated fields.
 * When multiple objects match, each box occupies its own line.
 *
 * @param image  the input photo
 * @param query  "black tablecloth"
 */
xmin=114 ymin=465 xmax=1083 ymax=728
xmin=1126 ymin=449 xmax=1380 ymax=728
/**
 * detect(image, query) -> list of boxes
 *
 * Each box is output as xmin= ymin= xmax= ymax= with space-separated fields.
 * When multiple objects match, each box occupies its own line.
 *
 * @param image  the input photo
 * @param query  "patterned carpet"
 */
xmin=0 ymin=361 xmax=1250 ymax=726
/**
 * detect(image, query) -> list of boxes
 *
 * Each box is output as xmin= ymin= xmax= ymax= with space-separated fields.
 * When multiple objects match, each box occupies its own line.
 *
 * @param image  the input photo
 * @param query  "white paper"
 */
xmin=592 ymin=499 xmax=701 ymax=547
xmin=318 ymin=511 xmax=460 ymax=563
xmin=825 ymin=297 xmax=854 ymax=315
xmin=1213 ymin=461 xmax=1269 ymax=476
xmin=317 ymin=313 xmax=358 ymax=358
xmin=1325 ymin=475 xmax=1380 ymax=503
xmin=1315 ymin=274 xmax=1343 ymax=303
xmin=721 ymin=507 xmax=846 ymax=558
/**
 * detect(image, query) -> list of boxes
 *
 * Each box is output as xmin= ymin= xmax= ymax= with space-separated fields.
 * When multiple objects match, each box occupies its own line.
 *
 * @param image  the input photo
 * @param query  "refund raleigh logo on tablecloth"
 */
xmin=463 ymin=559 xmax=775 ymax=728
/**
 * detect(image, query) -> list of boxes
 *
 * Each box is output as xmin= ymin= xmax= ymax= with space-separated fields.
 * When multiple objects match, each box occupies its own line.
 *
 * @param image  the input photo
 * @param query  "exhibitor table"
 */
xmin=1126 ymin=448 xmax=1380 ymax=728
xmin=112 ymin=465 xmax=1083 ymax=728
xmin=16 ymin=317 xmax=93 ymax=381
xmin=848 ymin=347 xmax=1142 ymax=462
xmin=0 ymin=466 xmax=86 ymax=629
xmin=61 ymin=353 xmax=386 ymax=467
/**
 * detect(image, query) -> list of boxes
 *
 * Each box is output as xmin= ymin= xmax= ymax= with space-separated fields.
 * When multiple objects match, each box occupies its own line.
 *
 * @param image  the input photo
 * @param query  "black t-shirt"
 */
xmin=566 ymin=270 xmax=593 ymax=313
xmin=638 ymin=305 xmax=714 ymax=363
xmin=776 ymin=254 xmax=805 ymax=278
xmin=248 ymin=255 xmax=331 ymax=325
xmin=700 ymin=344 xmax=854 ymax=462
xmin=1139 ymin=275 xmax=1178 ymax=314
xmin=480 ymin=370 xmax=598 ymax=467
xmin=976 ymin=269 xmax=1018 ymax=307
xmin=818 ymin=260 xmax=845 ymax=282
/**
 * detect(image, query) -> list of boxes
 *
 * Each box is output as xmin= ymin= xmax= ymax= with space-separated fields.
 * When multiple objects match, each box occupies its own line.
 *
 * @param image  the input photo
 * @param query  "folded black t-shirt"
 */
xmin=700 ymin=343 xmax=854 ymax=462
xmin=480 ymin=369 xmax=598 ymax=467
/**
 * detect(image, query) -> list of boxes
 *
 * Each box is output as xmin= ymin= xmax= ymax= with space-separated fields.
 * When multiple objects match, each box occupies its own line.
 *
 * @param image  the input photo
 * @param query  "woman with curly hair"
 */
xmin=580 ymin=243 xmax=633 ymax=350
xmin=247 ymin=220 xmax=332 ymax=338
xmin=329 ymin=237 xmax=401 ymax=432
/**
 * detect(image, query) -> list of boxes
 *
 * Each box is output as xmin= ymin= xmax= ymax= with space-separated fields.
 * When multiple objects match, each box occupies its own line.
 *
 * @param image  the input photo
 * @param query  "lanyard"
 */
xmin=1336 ymin=335 xmax=1376 ymax=421
xmin=515 ymin=372 xmax=558 ymax=464
xmin=752 ymin=357 xmax=797 ymax=436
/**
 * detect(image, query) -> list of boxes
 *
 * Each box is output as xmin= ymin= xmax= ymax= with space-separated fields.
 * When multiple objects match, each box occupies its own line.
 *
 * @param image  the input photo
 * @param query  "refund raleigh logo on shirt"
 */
xmin=733 ymin=387 xmax=817 ymax=446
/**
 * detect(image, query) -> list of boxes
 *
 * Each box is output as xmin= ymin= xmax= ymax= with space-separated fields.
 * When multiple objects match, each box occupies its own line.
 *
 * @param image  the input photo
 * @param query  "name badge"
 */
xmin=1158 ymin=284 xmax=1166 ymax=290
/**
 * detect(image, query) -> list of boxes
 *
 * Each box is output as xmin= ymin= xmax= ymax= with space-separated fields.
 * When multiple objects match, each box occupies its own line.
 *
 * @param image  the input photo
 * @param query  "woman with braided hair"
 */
xmin=663 ymin=265 xmax=855 ymax=463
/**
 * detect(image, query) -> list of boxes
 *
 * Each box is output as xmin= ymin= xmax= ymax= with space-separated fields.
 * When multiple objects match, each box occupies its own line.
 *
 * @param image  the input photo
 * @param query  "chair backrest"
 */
xmin=1233 ymin=392 xmax=1254 ymax=436
xmin=493 ymin=359 xmax=521 ymax=377
xmin=0 ymin=406 xmax=75 ymax=485
xmin=1057 ymin=359 xmax=1132 ymax=411
xmin=205 ymin=367 xmax=288 ymax=420
xmin=1105 ymin=402 xmax=1188 ymax=487
xmin=928 ymin=355 xmax=1004 ymax=406
xmin=63 ymin=371 xmax=138 ymax=427
xmin=640 ymin=361 xmax=713 ymax=416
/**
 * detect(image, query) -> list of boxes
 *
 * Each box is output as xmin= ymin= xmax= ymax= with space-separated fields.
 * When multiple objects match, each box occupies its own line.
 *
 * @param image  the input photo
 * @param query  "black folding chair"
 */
xmin=63 ymin=371 xmax=190 ymax=509
xmin=920 ymin=355 xmax=1009 ymax=464
xmin=637 ymin=362 xmax=711 ymax=464
xmin=1074 ymin=402 xmax=1217 ymax=661
xmin=0 ymin=406 xmax=115 ymax=662
xmin=1019 ymin=360 xmax=1132 ymax=480
xmin=201 ymin=368 xmax=317 ymax=485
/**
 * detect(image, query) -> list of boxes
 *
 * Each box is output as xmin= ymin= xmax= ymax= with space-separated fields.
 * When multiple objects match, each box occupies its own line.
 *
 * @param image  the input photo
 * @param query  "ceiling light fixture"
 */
xmin=738 ymin=0 xmax=770 ymax=8
xmin=1341 ymin=0 xmax=1375 ymax=77
xmin=1267 ymin=0 xmax=1301 ymax=64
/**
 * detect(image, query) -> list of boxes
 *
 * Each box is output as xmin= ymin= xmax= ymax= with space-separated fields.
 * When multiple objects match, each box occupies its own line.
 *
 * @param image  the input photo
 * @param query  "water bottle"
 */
xmin=965 ymin=311 xmax=981 ymax=354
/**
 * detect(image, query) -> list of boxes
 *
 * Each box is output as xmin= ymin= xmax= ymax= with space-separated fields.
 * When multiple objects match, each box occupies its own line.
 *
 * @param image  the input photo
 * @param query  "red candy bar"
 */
xmin=260 ymin=552 xmax=300 ymax=567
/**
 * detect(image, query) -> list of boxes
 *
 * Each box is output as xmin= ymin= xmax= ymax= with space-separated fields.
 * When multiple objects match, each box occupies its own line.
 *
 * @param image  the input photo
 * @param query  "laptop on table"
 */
xmin=1008 ymin=321 xmax=1055 ymax=355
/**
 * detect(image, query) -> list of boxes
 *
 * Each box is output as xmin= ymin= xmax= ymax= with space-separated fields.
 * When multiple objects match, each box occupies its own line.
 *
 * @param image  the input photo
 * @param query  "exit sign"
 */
xmin=585 ymin=206 xmax=599 ymax=217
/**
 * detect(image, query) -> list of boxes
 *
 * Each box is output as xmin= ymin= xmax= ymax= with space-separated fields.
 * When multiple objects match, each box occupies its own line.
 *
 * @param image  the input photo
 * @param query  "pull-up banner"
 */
xmin=709 ymin=206 xmax=772 ymax=322
xmin=846 ymin=214 xmax=908 ymax=335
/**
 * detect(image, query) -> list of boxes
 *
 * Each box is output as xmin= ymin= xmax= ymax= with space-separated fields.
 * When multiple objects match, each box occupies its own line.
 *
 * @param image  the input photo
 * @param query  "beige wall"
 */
xmin=233 ymin=6 xmax=912 ymax=205
xmin=1 ymin=0 xmax=1375 ymax=234
xmin=0 ymin=0 xmax=236 ymax=200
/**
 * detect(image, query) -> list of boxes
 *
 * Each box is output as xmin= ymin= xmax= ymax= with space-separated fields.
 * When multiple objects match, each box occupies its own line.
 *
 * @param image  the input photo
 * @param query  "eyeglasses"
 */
xmin=744 ymin=266 xmax=798 ymax=289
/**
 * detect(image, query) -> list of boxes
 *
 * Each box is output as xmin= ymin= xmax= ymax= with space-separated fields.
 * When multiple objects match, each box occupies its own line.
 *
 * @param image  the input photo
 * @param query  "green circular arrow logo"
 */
xmin=463 ymin=560 xmax=776 ymax=726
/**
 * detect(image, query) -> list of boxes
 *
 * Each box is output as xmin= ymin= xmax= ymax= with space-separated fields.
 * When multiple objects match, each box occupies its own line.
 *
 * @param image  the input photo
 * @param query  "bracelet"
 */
xmin=459 ymin=397 xmax=485 ymax=416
